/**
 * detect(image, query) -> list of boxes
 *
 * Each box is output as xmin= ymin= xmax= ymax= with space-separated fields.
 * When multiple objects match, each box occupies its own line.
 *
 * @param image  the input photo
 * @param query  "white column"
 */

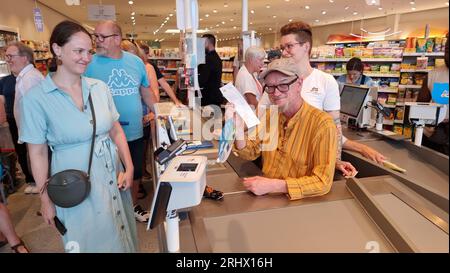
xmin=242 ymin=0 xmax=248 ymax=32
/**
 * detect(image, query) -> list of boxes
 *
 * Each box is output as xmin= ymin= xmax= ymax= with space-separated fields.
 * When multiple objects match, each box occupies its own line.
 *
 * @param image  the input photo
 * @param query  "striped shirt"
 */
xmin=234 ymin=102 xmax=337 ymax=200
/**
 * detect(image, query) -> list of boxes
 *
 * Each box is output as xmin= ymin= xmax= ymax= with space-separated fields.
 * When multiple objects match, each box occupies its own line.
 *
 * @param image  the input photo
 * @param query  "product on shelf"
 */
xmin=222 ymin=60 xmax=234 ymax=69
xmin=416 ymin=38 xmax=427 ymax=53
xmin=393 ymin=124 xmax=404 ymax=135
xmin=397 ymin=88 xmax=406 ymax=103
xmin=380 ymin=65 xmax=390 ymax=73
xmin=403 ymin=125 xmax=412 ymax=138
xmin=414 ymin=74 xmax=427 ymax=86
xmin=435 ymin=58 xmax=445 ymax=67
xmin=400 ymin=73 xmax=414 ymax=85
xmin=416 ymin=56 xmax=429 ymax=70
xmin=390 ymin=63 xmax=401 ymax=71
xmin=404 ymin=36 xmax=446 ymax=53
xmin=425 ymin=38 xmax=435 ymax=53
xmin=152 ymin=48 xmax=180 ymax=58
xmin=216 ymin=47 xmax=237 ymax=59
xmin=387 ymin=94 xmax=397 ymax=105
xmin=394 ymin=107 xmax=405 ymax=121
xmin=221 ymin=72 xmax=233 ymax=83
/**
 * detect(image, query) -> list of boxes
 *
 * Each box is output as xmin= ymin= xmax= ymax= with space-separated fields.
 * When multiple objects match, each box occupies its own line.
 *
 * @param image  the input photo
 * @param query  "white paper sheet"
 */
xmin=220 ymin=83 xmax=260 ymax=128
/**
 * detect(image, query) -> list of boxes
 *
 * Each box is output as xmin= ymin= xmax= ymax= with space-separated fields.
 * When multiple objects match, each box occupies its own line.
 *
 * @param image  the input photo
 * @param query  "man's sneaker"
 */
xmin=24 ymin=184 xmax=39 ymax=194
xmin=134 ymin=205 xmax=150 ymax=223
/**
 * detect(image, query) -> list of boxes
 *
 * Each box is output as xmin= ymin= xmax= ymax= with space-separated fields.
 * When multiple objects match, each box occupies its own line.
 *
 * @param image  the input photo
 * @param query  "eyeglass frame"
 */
xmin=263 ymin=75 xmax=299 ymax=94
xmin=5 ymin=54 xmax=23 ymax=60
xmin=280 ymin=42 xmax=306 ymax=52
xmin=91 ymin=33 xmax=119 ymax=42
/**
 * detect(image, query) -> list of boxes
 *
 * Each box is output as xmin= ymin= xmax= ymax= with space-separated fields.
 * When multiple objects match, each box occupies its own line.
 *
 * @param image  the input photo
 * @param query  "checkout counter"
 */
xmin=148 ymin=101 xmax=449 ymax=253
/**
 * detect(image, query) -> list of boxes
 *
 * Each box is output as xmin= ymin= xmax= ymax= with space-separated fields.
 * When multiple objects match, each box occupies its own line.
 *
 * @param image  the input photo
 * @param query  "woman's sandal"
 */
xmin=10 ymin=239 xmax=30 ymax=253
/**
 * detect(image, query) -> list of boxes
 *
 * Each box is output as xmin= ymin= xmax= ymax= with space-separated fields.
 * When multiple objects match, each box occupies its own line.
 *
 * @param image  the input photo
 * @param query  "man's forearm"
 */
xmin=140 ymin=86 xmax=156 ymax=113
xmin=328 ymin=110 xmax=343 ymax=160
xmin=159 ymin=79 xmax=179 ymax=104
xmin=334 ymin=118 xmax=343 ymax=160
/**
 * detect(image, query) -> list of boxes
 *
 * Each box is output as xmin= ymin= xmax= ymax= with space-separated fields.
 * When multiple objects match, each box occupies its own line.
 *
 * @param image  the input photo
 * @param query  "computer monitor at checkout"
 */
xmin=340 ymin=84 xmax=371 ymax=122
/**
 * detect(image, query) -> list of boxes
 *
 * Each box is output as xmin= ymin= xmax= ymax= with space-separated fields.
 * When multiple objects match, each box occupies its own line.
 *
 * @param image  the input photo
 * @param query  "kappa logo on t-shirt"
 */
xmin=107 ymin=68 xmax=139 ymax=96
xmin=307 ymin=87 xmax=319 ymax=94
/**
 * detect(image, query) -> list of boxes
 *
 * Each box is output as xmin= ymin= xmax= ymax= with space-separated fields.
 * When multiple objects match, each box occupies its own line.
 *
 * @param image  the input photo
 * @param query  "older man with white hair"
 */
xmin=5 ymin=42 xmax=44 ymax=194
xmin=235 ymin=46 xmax=266 ymax=109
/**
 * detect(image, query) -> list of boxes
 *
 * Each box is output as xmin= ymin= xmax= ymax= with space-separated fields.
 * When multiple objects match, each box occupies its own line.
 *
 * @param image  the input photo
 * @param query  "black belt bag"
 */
xmin=44 ymin=93 xmax=96 ymax=208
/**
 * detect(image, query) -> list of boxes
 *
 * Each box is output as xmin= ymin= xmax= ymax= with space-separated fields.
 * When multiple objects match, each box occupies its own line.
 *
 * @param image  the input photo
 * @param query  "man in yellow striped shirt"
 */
xmin=233 ymin=58 xmax=337 ymax=200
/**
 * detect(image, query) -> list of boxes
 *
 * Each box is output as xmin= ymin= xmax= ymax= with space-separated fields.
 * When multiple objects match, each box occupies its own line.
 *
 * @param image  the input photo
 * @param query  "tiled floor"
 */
xmin=0 ymin=178 xmax=160 ymax=253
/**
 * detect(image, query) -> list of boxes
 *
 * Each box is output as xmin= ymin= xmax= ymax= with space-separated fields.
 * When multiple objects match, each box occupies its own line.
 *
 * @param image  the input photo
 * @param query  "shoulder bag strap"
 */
xmin=87 ymin=93 xmax=96 ymax=177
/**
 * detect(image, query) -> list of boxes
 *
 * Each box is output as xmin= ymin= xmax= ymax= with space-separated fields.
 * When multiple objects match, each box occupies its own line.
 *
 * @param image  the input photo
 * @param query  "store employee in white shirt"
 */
xmin=6 ymin=42 xmax=44 ymax=129
xmin=235 ymin=46 xmax=266 ymax=109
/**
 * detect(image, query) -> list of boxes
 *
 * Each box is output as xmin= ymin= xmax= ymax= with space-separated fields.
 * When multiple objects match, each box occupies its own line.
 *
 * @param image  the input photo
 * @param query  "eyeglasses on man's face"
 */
xmin=5 ymin=54 xmax=22 ymax=60
xmin=263 ymin=76 xmax=298 ymax=94
xmin=91 ymin=33 xmax=118 ymax=42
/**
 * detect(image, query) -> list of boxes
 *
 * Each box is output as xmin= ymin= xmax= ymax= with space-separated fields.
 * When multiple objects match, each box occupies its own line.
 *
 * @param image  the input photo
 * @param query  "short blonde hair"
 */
xmin=121 ymin=40 xmax=147 ymax=63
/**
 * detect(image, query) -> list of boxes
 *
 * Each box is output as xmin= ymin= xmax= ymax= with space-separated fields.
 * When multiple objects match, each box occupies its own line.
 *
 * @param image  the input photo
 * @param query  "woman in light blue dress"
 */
xmin=18 ymin=21 xmax=137 ymax=252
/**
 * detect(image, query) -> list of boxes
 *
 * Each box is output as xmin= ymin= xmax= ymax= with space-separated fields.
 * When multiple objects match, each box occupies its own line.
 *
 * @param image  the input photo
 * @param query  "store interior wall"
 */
xmin=1 ymin=2 xmax=447 ymax=50
xmin=0 ymin=0 xmax=73 ymax=41
xmin=220 ymin=7 xmax=449 ymax=49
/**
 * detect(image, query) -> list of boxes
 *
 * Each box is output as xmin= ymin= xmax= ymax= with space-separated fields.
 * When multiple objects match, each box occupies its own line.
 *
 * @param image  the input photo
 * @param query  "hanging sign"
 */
xmin=87 ymin=5 xmax=116 ymax=21
xmin=33 ymin=8 xmax=44 ymax=33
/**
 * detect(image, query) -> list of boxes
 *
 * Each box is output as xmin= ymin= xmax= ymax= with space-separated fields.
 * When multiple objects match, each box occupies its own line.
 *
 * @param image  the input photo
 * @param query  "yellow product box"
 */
xmin=343 ymin=48 xmax=353 ymax=57
xmin=393 ymin=125 xmax=404 ymax=135
xmin=403 ymin=126 xmax=412 ymax=138
xmin=362 ymin=48 xmax=373 ymax=58
xmin=401 ymin=63 xmax=411 ymax=69
xmin=380 ymin=65 xmax=390 ymax=73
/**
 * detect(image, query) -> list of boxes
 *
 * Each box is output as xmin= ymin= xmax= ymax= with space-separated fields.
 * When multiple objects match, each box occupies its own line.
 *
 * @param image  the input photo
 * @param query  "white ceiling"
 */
xmin=38 ymin=0 xmax=449 ymax=41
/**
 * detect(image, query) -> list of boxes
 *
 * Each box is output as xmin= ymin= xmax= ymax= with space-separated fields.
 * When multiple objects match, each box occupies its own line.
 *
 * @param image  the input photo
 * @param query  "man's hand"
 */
xmin=336 ymin=160 xmax=358 ymax=177
xmin=225 ymin=103 xmax=245 ymax=145
xmin=360 ymin=146 xmax=386 ymax=164
xmin=142 ymin=112 xmax=155 ymax=127
xmin=242 ymin=176 xmax=287 ymax=196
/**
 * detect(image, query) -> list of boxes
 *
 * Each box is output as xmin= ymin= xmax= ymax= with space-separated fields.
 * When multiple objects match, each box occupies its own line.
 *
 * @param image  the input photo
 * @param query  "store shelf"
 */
xmin=398 ymin=85 xmax=422 ymax=89
xmin=383 ymin=120 xmax=394 ymax=125
xmin=149 ymin=57 xmax=181 ymax=60
xmin=310 ymin=58 xmax=403 ymax=62
xmin=164 ymin=68 xmax=178 ymax=71
xmin=330 ymin=72 xmax=345 ymax=76
xmin=402 ymin=52 xmax=445 ymax=57
xmin=381 ymin=103 xmax=396 ymax=108
xmin=400 ymin=69 xmax=432 ymax=73
xmin=363 ymin=72 xmax=400 ymax=78
xmin=378 ymin=88 xmax=398 ymax=93
xmin=394 ymin=119 xmax=404 ymax=123
xmin=222 ymin=68 xmax=233 ymax=72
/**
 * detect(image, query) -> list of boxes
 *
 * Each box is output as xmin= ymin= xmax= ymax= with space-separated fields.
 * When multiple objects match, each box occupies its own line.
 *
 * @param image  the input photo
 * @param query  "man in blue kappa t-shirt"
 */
xmin=85 ymin=20 xmax=157 ymax=223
